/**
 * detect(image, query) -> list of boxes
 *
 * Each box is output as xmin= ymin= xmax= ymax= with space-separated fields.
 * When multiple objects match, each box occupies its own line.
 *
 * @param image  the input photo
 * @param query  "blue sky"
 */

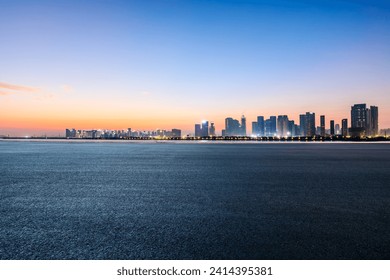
xmin=0 ymin=0 xmax=389 ymax=135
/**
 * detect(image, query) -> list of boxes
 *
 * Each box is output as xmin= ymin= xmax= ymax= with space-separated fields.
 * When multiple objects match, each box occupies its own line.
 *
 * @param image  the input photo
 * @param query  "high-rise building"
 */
xmin=367 ymin=106 xmax=378 ymax=136
xmin=351 ymin=104 xmax=367 ymax=129
xmin=65 ymin=128 xmax=77 ymax=138
xmin=320 ymin=115 xmax=325 ymax=137
xmin=241 ymin=115 xmax=247 ymax=136
xmin=288 ymin=120 xmax=295 ymax=136
xmin=257 ymin=116 xmax=265 ymax=136
xmin=299 ymin=114 xmax=306 ymax=136
xmin=225 ymin=117 xmax=240 ymax=136
xmin=306 ymin=112 xmax=316 ymax=137
xmin=269 ymin=116 xmax=277 ymax=136
xmin=209 ymin=122 xmax=216 ymax=136
xmin=277 ymin=115 xmax=289 ymax=137
xmin=342 ymin=119 xmax=348 ymax=136
xmin=201 ymin=121 xmax=209 ymax=137
xmin=195 ymin=124 xmax=202 ymax=137
xmin=335 ymin=124 xmax=340 ymax=135
xmin=330 ymin=120 xmax=335 ymax=136
xmin=172 ymin=129 xmax=181 ymax=137
xmin=252 ymin=121 xmax=259 ymax=136
xmin=300 ymin=112 xmax=315 ymax=137
xmin=350 ymin=103 xmax=380 ymax=137
xmin=265 ymin=119 xmax=271 ymax=136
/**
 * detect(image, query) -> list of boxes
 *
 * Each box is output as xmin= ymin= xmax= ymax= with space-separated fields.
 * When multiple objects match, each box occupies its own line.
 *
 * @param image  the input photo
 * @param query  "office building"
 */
xmin=335 ymin=124 xmax=340 ymax=135
xmin=172 ymin=129 xmax=181 ymax=137
xmin=330 ymin=120 xmax=335 ymax=136
xmin=342 ymin=119 xmax=348 ymax=136
xmin=257 ymin=116 xmax=265 ymax=136
xmin=201 ymin=121 xmax=209 ymax=137
xmin=195 ymin=124 xmax=202 ymax=137
xmin=320 ymin=115 xmax=325 ymax=137
xmin=300 ymin=112 xmax=316 ymax=137
xmin=209 ymin=122 xmax=216 ymax=136
xmin=367 ymin=106 xmax=378 ymax=136
xmin=277 ymin=115 xmax=289 ymax=137
xmin=241 ymin=115 xmax=247 ymax=136
xmin=252 ymin=121 xmax=259 ymax=136
xmin=225 ymin=117 xmax=241 ymax=136
xmin=351 ymin=104 xmax=367 ymax=129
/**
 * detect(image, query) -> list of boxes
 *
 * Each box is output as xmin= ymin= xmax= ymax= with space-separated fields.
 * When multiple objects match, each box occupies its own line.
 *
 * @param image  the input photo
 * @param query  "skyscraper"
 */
xmin=299 ymin=114 xmax=306 ymax=136
xmin=367 ymin=106 xmax=379 ymax=136
xmin=277 ymin=115 xmax=289 ymax=137
xmin=172 ymin=129 xmax=181 ymax=137
xmin=320 ymin=115 xmax=325 ymax=137
xmin=351 ymin=104 xmax=367 ymax=129
xmin=265 ymin=119 xmax=271 ymax=136
xmin=288 ymin=120 xmax=295 ymax=136
xmin=269 ymin=116 xmax=277 ymax=136
xmin=201 ymin=120 xmax=209 ymax=137
xmin=342 ymin=119 xmax=348 ymax=136
xmin=335 ymin=124 xmax=340 ymax=135
xmin=209 ymin=122 xmax=216 ymax=136
xmin=252 ymin=121 xmax=259 ymax=136
xmin=195 ymin=124 xmax=202 ymax=137
xmin=241 ymin=115 xmax=247 ymax=136
xmin=225 ymin=117 xmax=240 ymax=136
xmin=300 ymin=112 xmax=315 ymax=137
xmin=257 ymin=116 xmax=265 ymax=136
xmin=330 ymin=120 xmax=335 ymax=136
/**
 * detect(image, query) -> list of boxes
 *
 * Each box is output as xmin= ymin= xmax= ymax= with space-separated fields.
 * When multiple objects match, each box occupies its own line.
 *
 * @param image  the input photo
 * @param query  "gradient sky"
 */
xmin=1 ymin=0 xmax=389 ymax=136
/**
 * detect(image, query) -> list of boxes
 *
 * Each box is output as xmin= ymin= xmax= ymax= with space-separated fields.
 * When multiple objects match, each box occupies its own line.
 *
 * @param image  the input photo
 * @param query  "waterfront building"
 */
xmin=257 ymin=116 xmax=265 ymax=136
xmin=201 ymin=121 xmax=209 ymax=137
xmin=241 ymin=115 xmax=247 ymax=136
xmin=367 ymin=106 xmax=379 ymax=136
xmin=172 ymin=129 xmax=181 ymax=137
xmin=288 ymin=120 xmax=295 ymax=136
xmin=342 ymin=119 xmax=348 ymax=136
xmin=195 ymin=124 xmax=202 ymax=137
xmin=335 ymin=124 xmax=340 ymax=135
xmin=277 ymin=115 xmax=289 ymax=137
xmin=350 ymin=103 xmax=379 ymax=137
xmin=300 ymin=112 xmax=316 ymax=137
xmin=209 ymin=122 xmax=216 ymax=136
xmin=299 ymin=114 xmax=306 ymax=136
xmin=320 ymin=115 xmax=325 ymax=137
xmin=330 ymin=120 xmax=335 ymax=136
xmin=351 ymin=104 xmax=367 ymax=129
xmin=225 ymin=117 xmax=241 ymax=136
xmin=252 ymin=121 xmax=259 ymax=136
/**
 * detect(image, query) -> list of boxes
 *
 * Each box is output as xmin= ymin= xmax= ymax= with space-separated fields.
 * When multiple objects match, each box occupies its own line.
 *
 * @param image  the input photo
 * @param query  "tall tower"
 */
xmin=209 ymin=122 xmax=216 ymax=136
xmin=351 ymin=104 xmax=367 ymax=128
xmin=269 ymin=116 xmax=277 ymax=136
xmin=277 ymin=115 xmax=289 ymax=137
xmin=341 ymin=119 xmax=348 ymax=136
xmin=201 ymin=121 xmax=209 ymax=137
xmin=305 ymin=112 xmax=316 ymax=137
xmin=241 ymin=115 xmax=247 ymax=136
xmin=195 ymin=124 xmax=201 ymax=137
xmin=368 ymin=106 xmax=378 ymax=136
xmin=257 ymin=116 xmax=265 ymax=136
xmin=320 ymin=115 xmax=325 ymax=137
xmin=330 ymin=120 xmax=335 ymax=136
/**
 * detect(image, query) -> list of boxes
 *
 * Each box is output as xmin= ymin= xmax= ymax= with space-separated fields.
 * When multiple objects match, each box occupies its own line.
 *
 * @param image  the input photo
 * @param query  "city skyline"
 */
xmin=0 ymin=102 xmax=384 ymax=137
xmin=1 ymin=0 xmax=390 ymax=136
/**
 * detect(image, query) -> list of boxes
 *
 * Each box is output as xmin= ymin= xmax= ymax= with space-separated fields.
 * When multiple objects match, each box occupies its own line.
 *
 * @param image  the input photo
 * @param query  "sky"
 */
xmin=0 ymin=0 xmax=389 ymax=136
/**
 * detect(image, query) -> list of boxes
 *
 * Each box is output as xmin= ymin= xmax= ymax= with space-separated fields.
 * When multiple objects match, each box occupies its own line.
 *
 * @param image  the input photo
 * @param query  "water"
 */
xmin=0 ymin=141 xmax=389 ymax=259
